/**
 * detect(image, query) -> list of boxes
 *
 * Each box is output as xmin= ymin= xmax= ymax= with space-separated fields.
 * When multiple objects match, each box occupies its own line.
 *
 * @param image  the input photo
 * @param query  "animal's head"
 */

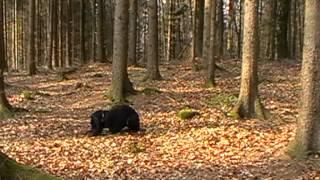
xmin=90 ymin=110 xmax=109 ymax=135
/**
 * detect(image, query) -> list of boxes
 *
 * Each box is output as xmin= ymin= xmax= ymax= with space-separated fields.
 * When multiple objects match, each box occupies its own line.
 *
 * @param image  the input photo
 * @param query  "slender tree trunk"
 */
xmin=96 ymin=0 xmax=105 ymax=62
xmin=277 ymin=0 xmax=290 ymax=59
xmin=65 ymin=0 xmax=72 ymax=67
xmin=111 ymin=0 xmax=134 ymax=102
xmin=202 ymin=0 xmax=211 ymax=63
xmin=194 ymin=0 xmax=204 ymax=58
xmin=146 ymin=0 xmax=162 ymax=80
xmin=205 ymin=0 xmax=216 ymax=87
xmin=27 ymin=0 xmax=36 ymax=75
xmin=191 ymin=0 xmax=197 ymax=63
xmin=0 ymin=0 xmax=12 ymax=119
xmin=105 ymin=0 xmax=113 ymax=60
xmin=230 ymin=0 xmax=266 ymax=120
xmin=79 ymin=0 xmax=85 ymax=65
xmin=217 ymin=0 xmax=224 ymax=58
xmin=128 ymin=0 xmax=137 ymax=66
xmin=288 ymin=0 xmax=320 ymax=159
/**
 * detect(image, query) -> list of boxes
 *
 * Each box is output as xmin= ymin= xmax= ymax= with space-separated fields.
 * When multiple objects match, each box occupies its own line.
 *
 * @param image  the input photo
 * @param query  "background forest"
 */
xmin=1 ymin=0 xmax=320 ymax=179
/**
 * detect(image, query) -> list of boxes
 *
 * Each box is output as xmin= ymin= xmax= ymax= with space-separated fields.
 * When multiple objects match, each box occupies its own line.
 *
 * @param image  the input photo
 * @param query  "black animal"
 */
xmin=89 ymin=105 xmax=140 ymax=136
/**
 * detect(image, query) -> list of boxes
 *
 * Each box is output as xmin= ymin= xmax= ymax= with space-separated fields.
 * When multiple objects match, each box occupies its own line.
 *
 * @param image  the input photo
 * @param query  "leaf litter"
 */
xmin=0 ymin=60 xmax=320 ymax=179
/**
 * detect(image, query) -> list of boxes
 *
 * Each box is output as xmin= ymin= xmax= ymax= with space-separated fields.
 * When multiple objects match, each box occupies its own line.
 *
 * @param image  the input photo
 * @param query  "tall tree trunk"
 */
xmin=205 ymin=0 xmax=216 ymax=87
xmin=111 ymin=0 xmax=134 ymax=102
xmin=96 ymin=0 xmax=105 ymax=62
xmin=146 ymin=0 xmax=161 ymax=80
xmin=128 ymin=0 xmax=137 ymax=66
xmin=105 ymin=0 xmax=114 ymax=60
xmin=65 ymin=0 xmax=72 ymax=67
xmin=202 ymin=0 xmax=212 ymax=64
xmin=27 ymin=0 xmax=36 ymax=75
xmin=277 ymin=0 xmax=290 ymax=59
xmin=230 ymin=0 xmax=265 ymax=120
xmin=288 ymin=0 xmax=320 ymax=159
xmin=194 ymin=0 xmax=204 ymax=58
xmin=79 ymin=0 xmax=85 ymax=65
xmin=217 ymin=0 xmax=224 ymax=58
xmin=0 ymin=0 xmax=12 ymax=119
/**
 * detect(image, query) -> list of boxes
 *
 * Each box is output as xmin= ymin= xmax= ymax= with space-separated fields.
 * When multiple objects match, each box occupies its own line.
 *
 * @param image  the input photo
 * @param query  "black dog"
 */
xmin=89 ymin=105 xmax=140 ymax=136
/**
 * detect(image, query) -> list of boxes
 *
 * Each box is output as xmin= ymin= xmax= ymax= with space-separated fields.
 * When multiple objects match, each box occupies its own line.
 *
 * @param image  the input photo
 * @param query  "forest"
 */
xmin=0 ymin=0 xmax=320 ymax=179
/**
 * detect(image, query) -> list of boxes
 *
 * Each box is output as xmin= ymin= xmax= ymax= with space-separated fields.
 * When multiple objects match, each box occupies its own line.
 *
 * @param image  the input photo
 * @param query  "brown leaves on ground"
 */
xmin=0 ymin=60 xmax=319 ymax=179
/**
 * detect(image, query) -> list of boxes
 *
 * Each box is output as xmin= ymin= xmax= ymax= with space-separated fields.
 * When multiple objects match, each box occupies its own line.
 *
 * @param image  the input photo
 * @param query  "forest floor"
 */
xmin=1 ymin=59 xmax=320 ymax=179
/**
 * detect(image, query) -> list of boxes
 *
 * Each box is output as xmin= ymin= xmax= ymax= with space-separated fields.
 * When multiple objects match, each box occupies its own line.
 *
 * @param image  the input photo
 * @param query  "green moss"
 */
xmin=141 ymin=87 xmax=162 ymax=95
xmin=0 ymin=105 xmax=13 ymax=119
xmin=177 ymin=108 xmax=199 ymax=120
xmin=0 ymin=153 xmax=60 ymax=180
xmin=21 ymin=90 xmax=34 ymax=100
xmin=127 ymin=142 xmax=146 ymax=154
xmin=206 ymin=93 xmax=238 ymax=109
xmin=286 ymin=140 xmax=309 ymax=160
xmin=254 ymin=99 xmax=267 ymax=120
xmin=227 ymin=110 xmax=241 ymax=119
xmin=204 ymin=80 xmax=216 ymax=88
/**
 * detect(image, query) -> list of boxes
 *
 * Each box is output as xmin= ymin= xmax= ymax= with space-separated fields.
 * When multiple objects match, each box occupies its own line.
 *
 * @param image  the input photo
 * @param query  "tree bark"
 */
xmin=128 ymin=0 xmax=137 ymax=66
xmin=205 ymin=0 xmax=216 ymax=87
xmin=0 ymin=0 xmax=12 ymax=119
xmin=96 ymin=0 xmax=105 ymax=62
xmin=146 ymin=0 xmax=161 ymax=80
xmin=111 ymin=0 xmax=134 ymax=102
xmin=288 ymin=0 xmax=320 ymax=159
xmin=27 ymin=0 xmax=36 ymax=75
xmin=0 ymin=152 xmax=60 ymax=180
xmin=230 ymin=0 xmax=266 ymax=120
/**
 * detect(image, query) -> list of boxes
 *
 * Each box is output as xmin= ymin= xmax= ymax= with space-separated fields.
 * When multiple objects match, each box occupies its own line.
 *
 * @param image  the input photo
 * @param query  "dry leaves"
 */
xmin=0 ymin=61 xmax=318 ymax=179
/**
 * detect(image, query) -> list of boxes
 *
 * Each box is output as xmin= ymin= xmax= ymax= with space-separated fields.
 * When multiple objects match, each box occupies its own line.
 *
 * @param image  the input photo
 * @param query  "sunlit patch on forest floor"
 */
xmin=1 ymin=60 xmax=320 ymax=179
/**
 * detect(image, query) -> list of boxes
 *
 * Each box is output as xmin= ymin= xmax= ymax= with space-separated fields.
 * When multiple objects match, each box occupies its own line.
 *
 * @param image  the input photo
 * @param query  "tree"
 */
xmin=277 ymin=0 xmax=290 ymax=59
xmin=96 ymin=0 xmax=105 ymax=62
xmin=128 ymin=0 xmax=137 ymax=66
xmin=0 ymin=152 xmax=60 ymax=179
xmin=111 ymin=0 xmax=134 ymax=102
xmin=202 ymin=0 xmax=212 ymax=62
xmin=205 ymin=0 xmax=216 ymax=87
xmin=194 ymin=0 xmax=204 ymax=58
xmin=146 ymin=0 xmax=162 ymax=80
xmin=230 ymin=0 xmax=266 ymax=120
xmin=79 ymin=0 xmax=85 ymax=64
xmin=0 ymin=0 xmax=12 ymax=119
xmin=27 ymin=0 xmax=36 ymax=75
xmin=287 ymin=0 xmax=320 ymax=159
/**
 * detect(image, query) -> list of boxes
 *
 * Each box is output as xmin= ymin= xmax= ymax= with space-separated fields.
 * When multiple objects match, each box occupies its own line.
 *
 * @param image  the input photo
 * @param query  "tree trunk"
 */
xmin=287 ymin=0 xmax=320 ymax=159
xmin=0 ymin=152 xmax=60 ymax=180
xmin=96 ymin=0 xmax=105 ymax=62
xmin=0 ymin=0 xmax=12 ymax=119
xmin=205 ymin=0 xmax=216 ymax=87
xmin=79 ymin=0 xmax=85 ymax=65
xmin=111 ymin=0 xmax=134 ymax=102
xmin=217 ymin=0 xmax=224 ymax=58
xmin=230 ymin=0 xmax=265 ymax=120
xmin=277 ymin=0 xmax=290 ymax=59
xmin=65 ymin=0 xmax=72 ymax=67
xmin=194 ymin=0 xmax=204 ymax=58
xmin=146 ymin=0 xmax=161 ymax=80
xmin=202 ymin=0 xmax=211 ymax=63
xmin=128 ymin=0 xmax=137 ymax=66
xmin=27 ymin=0 xmax=36 ymax=75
